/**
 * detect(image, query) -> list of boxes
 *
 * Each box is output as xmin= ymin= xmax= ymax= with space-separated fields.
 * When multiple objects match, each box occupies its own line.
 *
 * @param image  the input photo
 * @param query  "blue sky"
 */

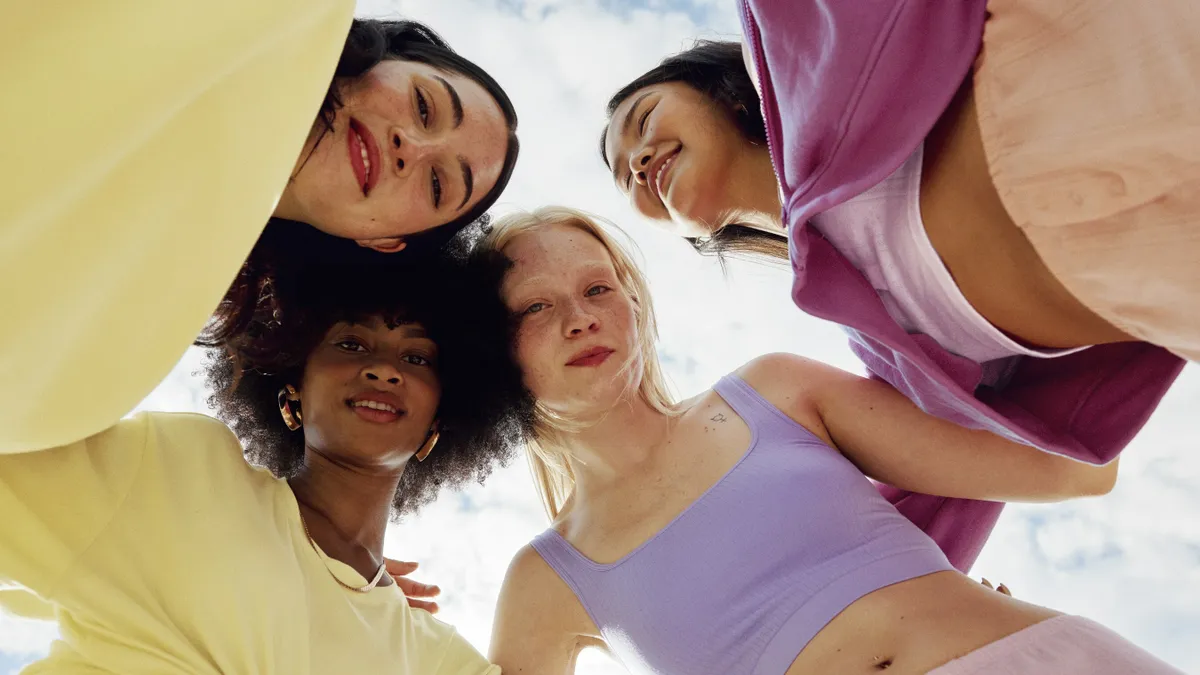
xmin=3 ymin=0 xmax=1198 ymax=673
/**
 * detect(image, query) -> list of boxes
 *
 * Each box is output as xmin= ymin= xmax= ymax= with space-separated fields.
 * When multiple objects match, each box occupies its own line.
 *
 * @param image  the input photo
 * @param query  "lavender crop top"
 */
xmin=531 ymin=374 xmax=954 ymax=675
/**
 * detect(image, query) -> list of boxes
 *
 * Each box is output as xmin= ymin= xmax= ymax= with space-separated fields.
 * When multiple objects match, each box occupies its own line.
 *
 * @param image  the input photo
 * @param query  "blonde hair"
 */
xmin=482 ymin=206 xmax=677 ymax=519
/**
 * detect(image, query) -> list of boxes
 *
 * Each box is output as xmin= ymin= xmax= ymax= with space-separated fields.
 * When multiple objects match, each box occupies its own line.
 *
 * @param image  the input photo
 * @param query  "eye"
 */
xmin=415 ymin=88 xmax=430 ymax=127
xmin=638 ymin=104 xmax=653 ymax=136
xmin=335 ymin=338 xmax=367 ymax=352
xmin=431 ymin=169 xmax=442 ymax=208
xmin=402 ymin=353 xmax=434 ymax=367
xmin=522 ymin=302 xmax=547 ymax=316
xmin=585 ymin=284 xmax=611 ymax=297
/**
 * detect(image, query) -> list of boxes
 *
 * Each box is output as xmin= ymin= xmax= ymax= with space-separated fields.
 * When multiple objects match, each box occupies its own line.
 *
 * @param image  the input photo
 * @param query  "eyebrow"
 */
xmin=457 ymin=156 xmax=474 ymax=210
xmin=436 ymin=76 xmax=464 ymax=128
xmin=611 ymin=91 xmax=652 ymax=183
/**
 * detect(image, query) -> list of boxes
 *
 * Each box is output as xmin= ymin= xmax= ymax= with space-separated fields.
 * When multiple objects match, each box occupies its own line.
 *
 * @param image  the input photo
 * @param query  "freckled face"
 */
xmin=500 ymin=224 xmax=642 ymax=418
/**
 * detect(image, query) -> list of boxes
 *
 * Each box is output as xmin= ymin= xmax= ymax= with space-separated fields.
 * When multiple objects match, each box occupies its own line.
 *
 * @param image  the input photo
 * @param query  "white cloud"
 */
xmin=4 ymin=0 xmax=1197 ymax=673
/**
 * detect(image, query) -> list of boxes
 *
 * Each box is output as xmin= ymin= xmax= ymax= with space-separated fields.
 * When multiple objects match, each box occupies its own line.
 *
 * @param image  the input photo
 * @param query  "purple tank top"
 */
xmin=531 ymin=374 xmax=953 ymax=675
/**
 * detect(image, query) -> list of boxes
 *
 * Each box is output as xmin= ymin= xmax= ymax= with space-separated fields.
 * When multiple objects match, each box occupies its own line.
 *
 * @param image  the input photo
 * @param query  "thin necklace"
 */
xmin=298 ymin=513 xmax=388 ymax=594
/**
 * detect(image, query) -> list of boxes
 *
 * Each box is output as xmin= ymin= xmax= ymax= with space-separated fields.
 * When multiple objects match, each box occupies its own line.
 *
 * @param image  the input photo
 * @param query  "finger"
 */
xmin=981 ymin=578 xmax=994 ymax=590
xmin=384 ymin=559 xmax=419 ymax=575
xmin=407 ymin=599 xmax=440 ymax=614
xmin=396 ymin=577 xmax=441 ymax=598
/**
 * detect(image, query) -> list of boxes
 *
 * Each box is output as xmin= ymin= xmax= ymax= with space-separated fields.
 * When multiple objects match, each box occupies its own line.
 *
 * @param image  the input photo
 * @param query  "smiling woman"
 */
xmin=272 ymin=19 xmax=520 ymax=254
xmin=203 ymin=19 xmax=523 ymax=349
xmin=0 ymin=254 xmax=533 ymax=673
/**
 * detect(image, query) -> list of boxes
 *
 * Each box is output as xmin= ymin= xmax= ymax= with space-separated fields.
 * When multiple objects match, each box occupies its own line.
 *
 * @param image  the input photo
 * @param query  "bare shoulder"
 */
xmin=497 ymin=543 xmax=598 ymax=637
xmin=491 ymin=543 xmax=605 ymax=667
xmin=733 ymin=353 xmax=853 ymax=440
xmin=502 ymin=543 xmax=563 ymax=596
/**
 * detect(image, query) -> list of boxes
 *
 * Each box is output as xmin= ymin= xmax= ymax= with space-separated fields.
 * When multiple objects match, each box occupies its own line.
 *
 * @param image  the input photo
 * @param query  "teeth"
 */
xmin=355 ymin=131 xmax=371 ymax=185
xmin=353 ymin=400 xmax=397 ymax=414
xmin=655 ymin=155 xmax=675 ymax=196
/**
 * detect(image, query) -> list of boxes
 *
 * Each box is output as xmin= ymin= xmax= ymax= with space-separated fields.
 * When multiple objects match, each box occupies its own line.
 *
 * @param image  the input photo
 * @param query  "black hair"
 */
xmin=602 ymin=40 xmax=788 ymax=264
xmin=201 ymin=247 xmax=534 ymax=517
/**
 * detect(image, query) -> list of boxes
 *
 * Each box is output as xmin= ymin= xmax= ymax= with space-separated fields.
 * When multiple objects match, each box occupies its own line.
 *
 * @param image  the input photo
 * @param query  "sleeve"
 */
xmin=0 ymin=0 xmax=355 ymax=455
xmin=436 ymin=632 xmax=502 ymax=675
xmin=0 ymin=415 xmax=148 ymax=604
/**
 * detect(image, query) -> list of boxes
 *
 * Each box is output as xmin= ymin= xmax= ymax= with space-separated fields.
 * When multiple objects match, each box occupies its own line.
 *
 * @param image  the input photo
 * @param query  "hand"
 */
xmin=980 ymin=578 xmax=1012 ymax=596
xmin=384 ymin=559 xmax=442 ymax=613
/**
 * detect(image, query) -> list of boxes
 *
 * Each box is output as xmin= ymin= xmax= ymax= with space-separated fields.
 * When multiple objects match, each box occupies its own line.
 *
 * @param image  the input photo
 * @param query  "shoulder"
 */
xmin=732 ymin=353 xmax=856 ymax=437
xmin=127 ymin=411 xmax=262 ymax=483
xmin=501 ymin=543 xmax=565 ymax=598
xmin=735 ymin=353 xmax=841 ymax=402
xmin=497 ymin=542 xmax=591 ymax=630
xmin=491 ymin=542 xmax=603 ymax=664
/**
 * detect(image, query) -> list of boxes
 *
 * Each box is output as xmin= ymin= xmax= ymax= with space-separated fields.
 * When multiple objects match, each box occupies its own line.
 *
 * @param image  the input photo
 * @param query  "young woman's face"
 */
xmin=279 ymin=59 xmax=509 ymax=252
xmin=604 ymin=82 xmax=764 ymax=238
xmin=296 ymin=316 xmax=441 ymax=466
xmin=501 ymin=224 xmax=641 ymax=418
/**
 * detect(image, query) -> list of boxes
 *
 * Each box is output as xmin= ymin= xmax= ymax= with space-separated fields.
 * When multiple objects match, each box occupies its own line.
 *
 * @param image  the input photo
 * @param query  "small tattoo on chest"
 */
xmin=710 ymin=413 xmax=727 ymax=423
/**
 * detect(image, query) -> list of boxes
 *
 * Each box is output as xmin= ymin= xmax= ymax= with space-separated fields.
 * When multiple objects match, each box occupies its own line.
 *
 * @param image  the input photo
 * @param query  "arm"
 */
xmin=0 ymin=0 xmax=354 ymax=454
xmin=742 ymin=354 xmax=1118 ymax=503
xmin=0 ymin=416 xmax=147 ymax=606
xmin=489 ymin=545 xmax=604 ymax=675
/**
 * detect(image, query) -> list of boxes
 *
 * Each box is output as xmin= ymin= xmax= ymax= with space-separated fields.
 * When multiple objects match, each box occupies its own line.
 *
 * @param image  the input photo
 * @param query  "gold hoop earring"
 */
xmin=277 ymin=384 xmax=302 ymax=431
xmin=415 ymin=426 xmax=440 ymax=462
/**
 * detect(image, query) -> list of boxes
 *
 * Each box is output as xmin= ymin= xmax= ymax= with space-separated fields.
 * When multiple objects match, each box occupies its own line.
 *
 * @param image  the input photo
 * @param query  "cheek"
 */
xmin=515 ymin=326 xmax=555 ymax=395
xmin=411 ymin=375 xmax=442 ymax=420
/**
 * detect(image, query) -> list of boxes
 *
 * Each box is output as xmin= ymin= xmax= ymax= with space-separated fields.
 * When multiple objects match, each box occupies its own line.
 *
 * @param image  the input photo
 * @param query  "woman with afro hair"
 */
xmin=0 ymin=250 xmax=532 ymax=674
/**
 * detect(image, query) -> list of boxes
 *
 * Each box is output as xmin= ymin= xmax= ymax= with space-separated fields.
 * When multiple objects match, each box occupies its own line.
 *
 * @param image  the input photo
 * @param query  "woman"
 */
xmin=2 ymin=15 xmax=518 ymax=460
xmin=273 ymin=18 xmax=519 ymax=255
xmin=600 ymin=38 xmax=1186 ymax=569
xmin=481 ymin=207 xmax=1179 ymax=675
xmin=0 ymin=255 xmax=531 ymax=673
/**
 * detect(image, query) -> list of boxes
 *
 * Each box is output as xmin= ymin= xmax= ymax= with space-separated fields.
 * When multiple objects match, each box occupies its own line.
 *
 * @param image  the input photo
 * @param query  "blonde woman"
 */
xmin=482 ymin=207 xmax=1178 ymax=675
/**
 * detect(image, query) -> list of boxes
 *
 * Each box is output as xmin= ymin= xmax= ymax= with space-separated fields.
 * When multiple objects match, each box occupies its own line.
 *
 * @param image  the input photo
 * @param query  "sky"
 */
xmin=3 ymin=0 xmax=1198 ymax=673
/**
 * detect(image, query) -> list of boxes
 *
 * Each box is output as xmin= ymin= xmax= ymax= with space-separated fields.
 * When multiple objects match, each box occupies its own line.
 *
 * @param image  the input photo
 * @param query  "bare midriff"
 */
xmin=784 ymin=571 xmax=1060 ymax=675
xmin=917 ymin=75 xmax=1136 ymax=350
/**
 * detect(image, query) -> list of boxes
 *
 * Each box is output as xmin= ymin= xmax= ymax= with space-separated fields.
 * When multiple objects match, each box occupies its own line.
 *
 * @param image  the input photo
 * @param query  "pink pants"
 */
xmin=928 ymin=615 xmax=1183 ymax=674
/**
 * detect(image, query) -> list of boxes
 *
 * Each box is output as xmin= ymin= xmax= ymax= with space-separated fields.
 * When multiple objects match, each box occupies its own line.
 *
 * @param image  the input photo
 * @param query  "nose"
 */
xmin=388 ymin=127 xmax=436 ymax=176
xmin=629 ymin=146 xmax=653 ymax=188
xmin=362 ymin=360 xmax=405 ymax=386
xmin=563 ymin=301 xmax=600 ymax=337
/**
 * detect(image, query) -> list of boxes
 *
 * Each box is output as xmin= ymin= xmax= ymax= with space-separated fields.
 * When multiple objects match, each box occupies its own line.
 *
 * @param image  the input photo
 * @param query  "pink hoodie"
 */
xmin=739 ymin=0 xmax=1185 ymax=571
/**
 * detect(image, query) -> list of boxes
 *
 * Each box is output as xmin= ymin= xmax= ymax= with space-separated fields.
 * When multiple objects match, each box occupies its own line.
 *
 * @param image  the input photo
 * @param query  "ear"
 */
xmin=357 ymin=237 xmax=407 ymax=253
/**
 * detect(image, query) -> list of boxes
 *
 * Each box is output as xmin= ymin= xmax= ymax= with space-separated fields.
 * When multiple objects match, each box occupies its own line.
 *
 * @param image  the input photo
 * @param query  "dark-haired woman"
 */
xmin=0 ymin=256 xmax=531 ymax=673
xmin=599 ymin=7 xmax=1192 ymax=569
xmin=2 ymin=12 xmax=519 ymax=457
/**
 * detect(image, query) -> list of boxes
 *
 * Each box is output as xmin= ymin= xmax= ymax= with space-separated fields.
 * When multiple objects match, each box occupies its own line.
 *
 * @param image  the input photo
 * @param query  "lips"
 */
xmin=566 ymin=346 xmax=615 ymax=367
xmin=347 ymin=391 xmax=406 ymax=424
xmin=347 ymin=118 xmax=381 ymax=196
xmin=649 ymin=147 xmax=680 ymax=205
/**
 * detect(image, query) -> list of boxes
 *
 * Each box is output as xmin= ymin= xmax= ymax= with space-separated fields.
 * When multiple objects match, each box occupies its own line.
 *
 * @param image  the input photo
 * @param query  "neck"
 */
xmin=288 ymin=447 xmax=406 ymax=567
xmin=560 ymin=393 xmax=675 ymax=504
xmin=726 ymin=146 xmax=786 ymax=235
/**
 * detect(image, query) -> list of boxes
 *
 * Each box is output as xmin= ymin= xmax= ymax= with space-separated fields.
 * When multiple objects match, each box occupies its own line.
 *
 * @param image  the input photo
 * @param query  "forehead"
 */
xmin=604 ymin=86 xmax=652 ymax=166
xmin=328 ymin=316 xmax=430 ymax=339
xmin=503 ymin=224 xmax=614 ymax=284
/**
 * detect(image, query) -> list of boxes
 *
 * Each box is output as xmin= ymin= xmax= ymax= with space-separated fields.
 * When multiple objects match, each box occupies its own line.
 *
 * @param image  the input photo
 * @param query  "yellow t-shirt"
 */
xmin=0 ymin=412 xmax=499 ymax=675
xmin=0 ymin=1 xmax=354 ymax=454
